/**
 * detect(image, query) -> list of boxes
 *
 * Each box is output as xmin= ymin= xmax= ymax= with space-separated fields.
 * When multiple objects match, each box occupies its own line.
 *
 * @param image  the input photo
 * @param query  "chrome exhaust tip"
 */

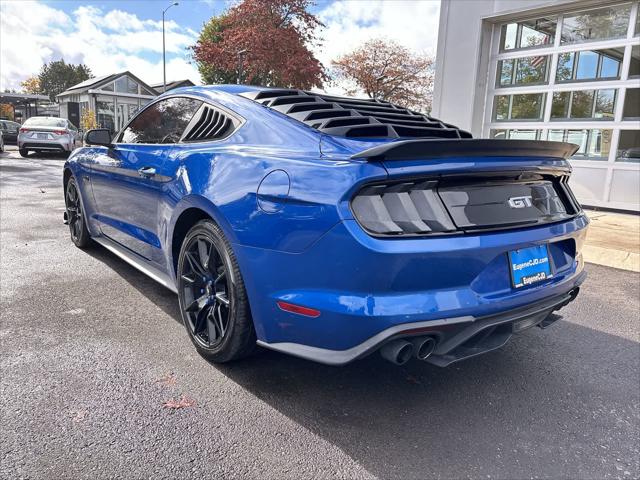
xmin=411 ymin=336 xmax=437 ymax=361
xmin=379 ymin=339 xmax=414 ymax=365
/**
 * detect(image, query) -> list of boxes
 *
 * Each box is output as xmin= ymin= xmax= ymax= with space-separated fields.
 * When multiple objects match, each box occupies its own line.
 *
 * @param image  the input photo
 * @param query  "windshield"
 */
xmin=23 ymin=117 xmax=66 ymax=128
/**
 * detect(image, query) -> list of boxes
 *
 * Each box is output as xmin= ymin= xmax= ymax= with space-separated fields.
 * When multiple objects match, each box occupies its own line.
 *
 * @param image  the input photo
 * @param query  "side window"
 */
xmin=119 ymin=97 xmax=202 ymax=144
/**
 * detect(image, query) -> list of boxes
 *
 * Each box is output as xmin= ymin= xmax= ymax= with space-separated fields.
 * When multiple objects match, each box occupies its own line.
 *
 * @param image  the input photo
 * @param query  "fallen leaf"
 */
xmin=163 ymin=395 xmax=195 ymax=409
xmin=157 ymin=373 xmax=177 ymax=387
xmin=71 ymin=409 xmax=88 ymax=423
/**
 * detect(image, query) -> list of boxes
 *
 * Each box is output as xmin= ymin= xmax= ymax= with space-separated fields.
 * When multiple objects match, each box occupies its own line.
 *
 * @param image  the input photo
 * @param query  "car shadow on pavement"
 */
xmin=83 ymin=244 xmax=183 ymax=322
xmin=215 ymin=324 xmax=639 ymax=479
xmin=84 ymin=243 xmax=639 ymax=479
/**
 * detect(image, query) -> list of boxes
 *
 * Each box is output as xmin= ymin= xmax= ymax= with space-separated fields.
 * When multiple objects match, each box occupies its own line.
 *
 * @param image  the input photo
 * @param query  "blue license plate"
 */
xmin=508 ymin=244 xmax=552 ymax=289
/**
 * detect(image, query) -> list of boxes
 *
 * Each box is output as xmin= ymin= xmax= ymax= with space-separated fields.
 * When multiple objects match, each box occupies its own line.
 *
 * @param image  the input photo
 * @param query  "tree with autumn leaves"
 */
xmin=332 ymin=38 xmax=435 ymax=113
xmin=192 ymin=0 xmax=325 ymax=90
xmin=192 ymin=0 xmax=434 ymax=112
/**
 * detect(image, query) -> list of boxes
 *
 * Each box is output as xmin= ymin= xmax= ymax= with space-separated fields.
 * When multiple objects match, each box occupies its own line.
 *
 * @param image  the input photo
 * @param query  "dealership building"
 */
xmin=433 ymin=0 xmax=640 ymax=212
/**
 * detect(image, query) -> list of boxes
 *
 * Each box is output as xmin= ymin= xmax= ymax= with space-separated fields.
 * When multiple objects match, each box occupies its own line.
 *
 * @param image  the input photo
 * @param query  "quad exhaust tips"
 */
xmin=379 ymin=336 xmax=437 ymax=365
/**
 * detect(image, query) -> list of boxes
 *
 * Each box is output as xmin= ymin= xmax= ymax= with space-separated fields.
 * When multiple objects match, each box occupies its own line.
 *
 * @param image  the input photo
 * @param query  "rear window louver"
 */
xmin=241 ymin=89 xmax=472 ymax=140
xmin=183 ymin=105 xmax=233 ymax=142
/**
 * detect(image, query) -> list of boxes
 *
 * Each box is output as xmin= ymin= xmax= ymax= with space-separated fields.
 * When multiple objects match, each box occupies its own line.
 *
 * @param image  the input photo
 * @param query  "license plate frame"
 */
xmin=508 ymin=244 xmax=553 ymax=289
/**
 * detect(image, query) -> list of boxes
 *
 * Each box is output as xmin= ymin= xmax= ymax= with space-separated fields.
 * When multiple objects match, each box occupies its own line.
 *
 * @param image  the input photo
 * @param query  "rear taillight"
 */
xmin=351 ymin=180 xmax=456 ymax=235
xmin=53 ymin=130 xmax=67 ymax=135
xmin=19 ymin=128 xmax=30 ymax=133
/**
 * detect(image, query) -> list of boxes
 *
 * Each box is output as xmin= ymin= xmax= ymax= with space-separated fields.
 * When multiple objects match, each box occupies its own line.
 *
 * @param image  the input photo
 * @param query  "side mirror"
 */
xmin=84 ymin=129 xmax=113 ymax=147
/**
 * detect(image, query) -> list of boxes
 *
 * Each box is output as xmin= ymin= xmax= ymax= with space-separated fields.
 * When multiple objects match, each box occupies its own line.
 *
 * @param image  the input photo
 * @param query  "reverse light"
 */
xmin=351 ymin=180 xmax=456 ymax=235
xmin=277 ymin=301 xmax=321 ymax=318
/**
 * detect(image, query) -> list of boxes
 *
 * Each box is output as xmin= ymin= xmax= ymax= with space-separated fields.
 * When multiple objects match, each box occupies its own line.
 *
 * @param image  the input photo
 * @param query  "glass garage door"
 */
xmin=486 ymin=2 xmax=640 ymax=211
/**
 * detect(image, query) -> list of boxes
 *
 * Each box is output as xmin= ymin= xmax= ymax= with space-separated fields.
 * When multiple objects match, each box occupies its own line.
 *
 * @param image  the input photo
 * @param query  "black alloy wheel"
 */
xmin=65 ymin=177 xmax=91 ymax=248
xmin=177 ymin=220 xmax=256 ymax=362
xmin=182 ymin=235 xmax=231 ymax=348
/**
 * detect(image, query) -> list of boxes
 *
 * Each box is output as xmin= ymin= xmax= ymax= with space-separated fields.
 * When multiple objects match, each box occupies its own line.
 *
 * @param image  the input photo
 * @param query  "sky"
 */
xmin=0 ymin=0 xmax=441 ymax=92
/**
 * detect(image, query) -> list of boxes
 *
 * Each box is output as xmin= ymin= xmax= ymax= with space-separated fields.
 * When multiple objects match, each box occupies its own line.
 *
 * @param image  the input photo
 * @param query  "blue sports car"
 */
xmin=63 ymin=85 xmax=588 ymax=366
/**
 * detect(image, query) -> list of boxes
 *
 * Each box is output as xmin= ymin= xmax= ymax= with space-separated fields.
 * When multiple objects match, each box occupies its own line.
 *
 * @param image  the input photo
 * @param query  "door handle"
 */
xmin=138 ymin=166 xmax=156 ymax=178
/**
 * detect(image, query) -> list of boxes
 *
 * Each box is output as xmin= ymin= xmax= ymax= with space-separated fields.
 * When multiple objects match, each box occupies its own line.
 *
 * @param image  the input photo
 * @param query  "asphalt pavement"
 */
xmin=1 ymin=146 xmax=639 ymax=479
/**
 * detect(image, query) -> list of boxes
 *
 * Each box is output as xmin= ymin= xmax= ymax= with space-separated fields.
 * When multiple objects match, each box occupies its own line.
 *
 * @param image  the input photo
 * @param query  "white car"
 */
xmin=17 ymin=117 xmax=79 ymax=157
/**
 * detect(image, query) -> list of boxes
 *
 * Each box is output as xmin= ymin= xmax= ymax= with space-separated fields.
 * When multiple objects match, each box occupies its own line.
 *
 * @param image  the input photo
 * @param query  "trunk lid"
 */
xmin=340 ymin=138 xmax=582 ymax=236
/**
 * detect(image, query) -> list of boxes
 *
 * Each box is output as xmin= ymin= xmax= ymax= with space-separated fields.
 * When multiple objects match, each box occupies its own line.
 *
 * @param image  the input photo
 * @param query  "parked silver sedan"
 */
xmin=17 ymin=117 xmax=79 ymax=157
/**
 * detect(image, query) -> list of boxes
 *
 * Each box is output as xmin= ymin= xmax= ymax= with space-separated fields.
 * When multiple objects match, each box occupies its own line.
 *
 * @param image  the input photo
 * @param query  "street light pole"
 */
xmin=162 ymin=2 xmax=179 ymax=92
xmin=237 ymin=49 xmax=248 ymax=85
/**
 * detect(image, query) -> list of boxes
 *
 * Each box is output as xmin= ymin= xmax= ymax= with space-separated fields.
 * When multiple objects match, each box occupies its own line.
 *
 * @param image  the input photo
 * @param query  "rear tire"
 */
xmin=177 ymin=220 xmax=256 ymax=363
xmin=19 ymin=149 xmax=28 ymax=157
xmin=65 ymin=176 xmax=91 ymax=248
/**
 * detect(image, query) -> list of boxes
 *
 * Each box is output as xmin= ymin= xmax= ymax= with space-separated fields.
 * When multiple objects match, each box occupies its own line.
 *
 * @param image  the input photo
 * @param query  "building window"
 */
xmin=490 ymin=129 xmax=542 ymax=140
xmin=128 ymin=104 xmax=139 ymax=118
xmin=560 ymin=5 xmax=632 ymax=44
xmin=616 ymin=130 xmax=640 ymax=162
xmin=488 ymin=2 xmax=639 ymax=210
xmin=115 ymin=77 xmax=139 ymax=95
xmin=96 ymin=99 xmax=115 ymax=133
xmin=101 ymin=82 xmax=114 ymax=92
xmin=551 ymin=89 xmax=616 ymax=120
xmin=79 ymin=101 xmax=89 ymax=118
xmin=556 ymin=48 xmax=624 ymax=83
xmin=493 ymin=93 xmax=546 ymax=120
xmin=497 ymin=55 xmax=549 ymax=87
xmin=630 ymin=46 xmax=640 ymax=78
xmin=548 ymin=129 xmax=613 ymax=160
xmin=623 ymin=88 xmax=640 ymax=119
xmin=500 ymin=17 xmax=556 ymax=51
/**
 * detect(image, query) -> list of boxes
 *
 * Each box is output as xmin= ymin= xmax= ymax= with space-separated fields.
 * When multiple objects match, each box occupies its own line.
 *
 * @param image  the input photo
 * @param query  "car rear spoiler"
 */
xmin=350 ymin=139 xmax=579 ymax=161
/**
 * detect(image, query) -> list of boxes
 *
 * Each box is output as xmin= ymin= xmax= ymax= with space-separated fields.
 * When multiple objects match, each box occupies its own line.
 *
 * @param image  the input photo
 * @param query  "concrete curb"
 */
xmin=583 ymin=245 xmax=640 ymax=272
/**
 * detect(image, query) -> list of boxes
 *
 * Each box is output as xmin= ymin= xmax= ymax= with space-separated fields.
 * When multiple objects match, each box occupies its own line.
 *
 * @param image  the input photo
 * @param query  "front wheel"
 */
xmin=65 ymin=177 xmax=91 ymax=248
xmin=19 ymin=149 xmax=28 ymax=157
xmin=177 ymin=220 xmax=256 ymax=363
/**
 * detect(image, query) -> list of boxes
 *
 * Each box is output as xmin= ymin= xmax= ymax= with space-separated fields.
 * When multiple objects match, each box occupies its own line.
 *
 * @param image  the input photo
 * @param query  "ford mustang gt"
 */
xmin=63 ymin=85 xmax=588 ymax=366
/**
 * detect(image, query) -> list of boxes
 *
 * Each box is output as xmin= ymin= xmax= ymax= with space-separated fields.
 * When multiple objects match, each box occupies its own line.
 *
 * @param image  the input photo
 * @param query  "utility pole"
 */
xmin=162 ymin=2 xmax=179 ymax=92
xmin=237 ymin=50 xmax=248 ymax=84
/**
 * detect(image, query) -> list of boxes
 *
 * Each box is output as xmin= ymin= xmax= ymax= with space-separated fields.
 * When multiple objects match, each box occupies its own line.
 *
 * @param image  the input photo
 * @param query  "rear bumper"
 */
xmin=18 ymin=137 xmax=73 ymax=152
xmin=236 ymin=213 xmax=589 ymax=363
xmin=258 ymin=286 xmax=581 ymax=365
